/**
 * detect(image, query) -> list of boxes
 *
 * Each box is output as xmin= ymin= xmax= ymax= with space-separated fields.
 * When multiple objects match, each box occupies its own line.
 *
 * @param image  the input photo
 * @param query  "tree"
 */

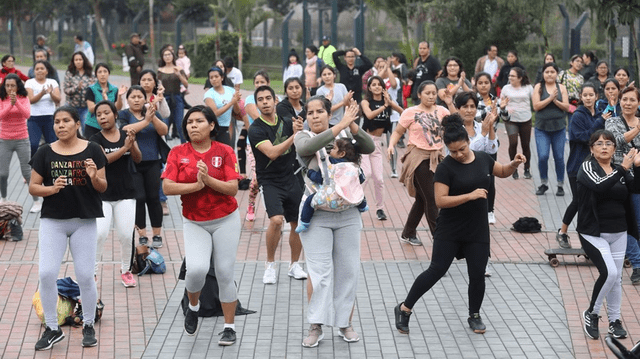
xmin=427 ymin=0 xmax=539 ymax=74
xmin=209 ymin=0 xmax=274 ymax=70
xmin=592 ymin=0 xmax=640 ymax=79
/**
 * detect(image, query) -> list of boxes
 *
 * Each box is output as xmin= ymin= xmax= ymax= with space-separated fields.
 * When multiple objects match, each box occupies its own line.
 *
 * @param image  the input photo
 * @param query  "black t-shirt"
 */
xmin=90 ymin=130 xmax=137 ymax=201
xmin=248 ymin=116 xmax=296 ymax=187
xmin=29 ymin=141 xmax=107 ymax=219
xmin=433 ymin=151 xmax=495 ymax=243
xmin=595 ymin=178 xmax=628 ymax=233
xmin=412 ymin=56 xmax=442 ymax=100
xmin=362 ymin=98 xmax=391 ymax=133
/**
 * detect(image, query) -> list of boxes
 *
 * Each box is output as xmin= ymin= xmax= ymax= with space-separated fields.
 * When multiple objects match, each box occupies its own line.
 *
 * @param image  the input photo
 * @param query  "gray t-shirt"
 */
xmin=316 ymin=83 xmax=348 ymax=126
xmin=435 ymin=77 xmax=472 ymax=106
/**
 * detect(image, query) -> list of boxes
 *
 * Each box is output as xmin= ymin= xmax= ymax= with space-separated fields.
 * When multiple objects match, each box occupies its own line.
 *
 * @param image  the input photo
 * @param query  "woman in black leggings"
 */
xmin=393 ymin=114 xmax=526 ymax=335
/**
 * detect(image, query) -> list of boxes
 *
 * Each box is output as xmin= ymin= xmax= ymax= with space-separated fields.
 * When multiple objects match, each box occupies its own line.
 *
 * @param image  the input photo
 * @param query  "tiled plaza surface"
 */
xmin=0 ymin=69 xmax=638 ymax=358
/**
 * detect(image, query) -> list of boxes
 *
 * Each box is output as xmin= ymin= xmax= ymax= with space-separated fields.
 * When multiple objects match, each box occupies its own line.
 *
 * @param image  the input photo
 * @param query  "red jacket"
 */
xmin=0 ymin=67 xmax=29 ymax=83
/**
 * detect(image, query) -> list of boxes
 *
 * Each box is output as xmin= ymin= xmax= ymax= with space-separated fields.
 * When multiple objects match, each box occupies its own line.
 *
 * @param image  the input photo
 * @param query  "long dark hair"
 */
xmin=510 ymin=67 xmax=530 ymax=86
xmin=365 ymin=75 xmax=385 ymax=102
xmin=158 ymin=48 xmax=177 ymax=67
xmin=439 ymin=57 xmax=464 ymax=79
xmin=139 ymin=69 xmax=159 ymax=94
xmin=284 ymin=77 xmax=304 ymax=99
xmin=182 ymin=105 xmax=219 ymax=142
xmin=441 ymin=113 xmax=469 ymax=145
xmin=537 ymin=62 xmax=559 ymax=96
xmin=53 ymin=105 xmax=84 ymax=139
xmin=67 ymin=51 xmax=93 ymax=75
xmin=473 ymin=72 xmax=494 ymax=95
xmin=0 ymin=74 xmax=28 ymax=99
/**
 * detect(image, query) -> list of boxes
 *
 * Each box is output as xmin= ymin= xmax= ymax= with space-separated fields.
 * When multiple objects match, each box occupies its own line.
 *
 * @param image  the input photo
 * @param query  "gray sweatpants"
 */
xmin=39 ymin=218 xmax=98 ymax=328
xmin=95 ymin=199 xmax=136 ymax=274
xmin=299 ymin=207 xmax=362 ymax=328
xmin=183 ymin=210 xmax=241 ymax=302
xmin=0 ymin=138 xmax=35 ymax=200
xmin=580 ymin=231 xmax=627 ymax=321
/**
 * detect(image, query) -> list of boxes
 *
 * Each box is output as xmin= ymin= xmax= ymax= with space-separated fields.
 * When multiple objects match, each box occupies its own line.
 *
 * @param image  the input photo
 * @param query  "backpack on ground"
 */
xmin=138 ymin=248 xmax=167 ymax=275
xmin=0 ymin=201 xmax=23 ymax=241
xmin=511 ymin=217 xmax=542 ymax=233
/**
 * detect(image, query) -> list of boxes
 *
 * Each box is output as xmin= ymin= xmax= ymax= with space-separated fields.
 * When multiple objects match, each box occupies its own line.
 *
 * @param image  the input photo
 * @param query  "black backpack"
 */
xmin=511 ymin=217 xmax=542 ymax=233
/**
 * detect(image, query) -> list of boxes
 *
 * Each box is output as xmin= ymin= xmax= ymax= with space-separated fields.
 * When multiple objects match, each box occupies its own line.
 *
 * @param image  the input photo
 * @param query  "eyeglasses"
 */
xmin=593 ymin=141 xmax=614 ymax=147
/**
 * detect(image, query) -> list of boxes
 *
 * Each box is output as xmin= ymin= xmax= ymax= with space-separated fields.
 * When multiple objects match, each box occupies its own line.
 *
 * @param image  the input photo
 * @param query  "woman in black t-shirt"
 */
xmin=361 ymin=76 xmax=403 ymax=221
xmin=90 ymin=100 xmax=142 ymax=288
xmin=393 ymin=114 xmax=526 ymax=336
xmin=29 ymin=106 xmax=107 ymax=350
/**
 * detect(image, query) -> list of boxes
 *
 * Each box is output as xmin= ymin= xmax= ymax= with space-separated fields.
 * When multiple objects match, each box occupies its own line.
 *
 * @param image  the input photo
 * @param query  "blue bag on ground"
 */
xmin=138 ymin=248 xmax=166 ymax=275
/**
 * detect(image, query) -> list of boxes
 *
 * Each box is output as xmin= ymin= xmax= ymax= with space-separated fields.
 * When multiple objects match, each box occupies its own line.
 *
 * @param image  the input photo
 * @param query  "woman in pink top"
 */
xmin=0 ymin=74 xmax=37 ymax=204
xmin=387 ymin=80 xmax=451 ymax=246
xmin=302 ymin=45 xmax=323 ymax=100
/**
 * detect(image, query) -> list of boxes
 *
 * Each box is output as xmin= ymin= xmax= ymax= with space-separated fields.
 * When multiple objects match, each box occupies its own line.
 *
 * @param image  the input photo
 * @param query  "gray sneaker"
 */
xmin=400 ymin=236 xmax=422 ymax=246
xmin=302 ymin=324 xmax=323 ymax=347
xmin=631 ymin=268 xmax=640 ymax=285
xmin=556 ymin=230 xmax=571 ymax=249
xmin=152 ymin=235 xmax=163 ymax=248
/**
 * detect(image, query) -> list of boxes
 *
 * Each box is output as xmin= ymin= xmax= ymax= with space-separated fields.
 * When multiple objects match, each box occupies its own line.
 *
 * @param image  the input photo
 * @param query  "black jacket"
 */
xmin=576 ymin=158 xmax=640 ymax=238
xmin=276 ymin=97 xmax=306 ymax=123
xmin=332 ymin=51 xmax=373 ymax=103
xmin=496 ymin=61 xmax=525 ymax=89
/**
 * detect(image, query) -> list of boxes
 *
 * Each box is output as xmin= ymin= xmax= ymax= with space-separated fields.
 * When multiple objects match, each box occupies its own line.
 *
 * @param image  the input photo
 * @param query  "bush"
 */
xmin=57 ymin=42 xmax=74 ymax=61
xmin=185 ymin=32 xmax=252 ymax=77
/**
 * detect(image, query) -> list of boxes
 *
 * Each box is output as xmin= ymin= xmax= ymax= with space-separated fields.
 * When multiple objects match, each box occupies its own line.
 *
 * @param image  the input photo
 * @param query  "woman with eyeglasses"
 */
xmin=588 ymin=60 xmax=612 ymax=100
xmin=578 ymin=129 xmax=640 ymax=341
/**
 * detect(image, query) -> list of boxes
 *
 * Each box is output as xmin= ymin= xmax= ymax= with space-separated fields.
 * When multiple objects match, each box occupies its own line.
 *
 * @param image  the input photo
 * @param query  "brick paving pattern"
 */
xmin=0 ymin=68 xmax=638 ymax=358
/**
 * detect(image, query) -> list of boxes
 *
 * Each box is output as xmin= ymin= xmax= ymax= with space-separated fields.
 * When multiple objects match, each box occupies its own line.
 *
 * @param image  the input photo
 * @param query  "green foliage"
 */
xmin=56 ymin=41 xmax=74 ymax=60
xmin=429 ymin=0 xmax=539 ymax=76
xmin=185 ymin=32 xmax=252 ymax=77
xmin=594 ymin=0 xmax=640 ymax=39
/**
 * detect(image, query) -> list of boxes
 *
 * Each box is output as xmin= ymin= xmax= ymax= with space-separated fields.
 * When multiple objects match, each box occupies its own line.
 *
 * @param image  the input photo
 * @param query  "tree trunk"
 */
xmin=238 ymin=33 xmax=243 ymax=71
xmin=630 ymin=21 xmax=640 ymax=84
xmin=92 ymin=0 xmax=111 ymax=64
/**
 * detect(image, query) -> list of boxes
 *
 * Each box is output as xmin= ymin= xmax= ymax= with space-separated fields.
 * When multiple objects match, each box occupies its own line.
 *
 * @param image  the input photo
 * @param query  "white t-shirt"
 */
xmin=501 ymin=84 xmax=534 ymax=123
xmin=25 ymin=78 xmax=58 ymax=116
xmin=227 ymin=67 xmax=243 ymax=86
xmin=384 ymin=76 xmax=402 ymax=123
xmin=483 ymin=58 xmax=498 ymax=77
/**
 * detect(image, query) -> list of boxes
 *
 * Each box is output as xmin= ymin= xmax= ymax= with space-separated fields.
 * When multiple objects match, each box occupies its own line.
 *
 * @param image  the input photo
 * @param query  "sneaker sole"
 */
xmin=218 ymin=339 xmax=236 ymax=346
xmin=399 ymin=238 xmax=421 ymax=246
xmin=583 ymin=311 xmax=599 ymax=339
xmin=82 ymin=339 xmax=98 ymax=347
xmin=288 ymin=272 xmax=308 ymax=280
xmin=184 ymin=317 xmax=202 ymax=336
xmin=302 ymin=333 xmax=324 ymax=348
xmin=608 ymin=331 xmax=627 ymax=339
xmin=122 ymin=281 xmax=137 ymax=288
xmin=471 ymin=328 xmax=486 ymax=334
xmin=338 ymin=332 xmax=360 ymax=342
xmin=36 ymin=332 xmax=65 ymax=351
xmin=263 ymin=277 xmax=277 ymax=284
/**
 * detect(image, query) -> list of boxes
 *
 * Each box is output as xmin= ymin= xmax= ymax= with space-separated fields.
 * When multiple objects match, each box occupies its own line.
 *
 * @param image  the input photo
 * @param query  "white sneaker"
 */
xmin=390 ymin=171 xmax=398 ymax=178
xmin=488 ymin=211 xmax=496 ymax=224
xmin=288 ymin=262 xmax=308 ymax=280
xmin=30 ymin=200 xmax=42 ymax=213
xmin=263 ymin=262 xmax=277 ymax=284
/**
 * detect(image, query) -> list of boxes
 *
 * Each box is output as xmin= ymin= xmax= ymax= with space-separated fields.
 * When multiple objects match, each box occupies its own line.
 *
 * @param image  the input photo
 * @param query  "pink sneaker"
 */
xmin=121 ymin=271 xmax=137 ymax=288
xmin=246 ymin=205 xmax=255 ymax=221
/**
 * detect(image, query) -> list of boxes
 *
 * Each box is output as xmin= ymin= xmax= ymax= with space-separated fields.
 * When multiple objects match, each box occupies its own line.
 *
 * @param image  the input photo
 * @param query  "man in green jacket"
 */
xmin=318 ymin=36 xmax=336 ymax=68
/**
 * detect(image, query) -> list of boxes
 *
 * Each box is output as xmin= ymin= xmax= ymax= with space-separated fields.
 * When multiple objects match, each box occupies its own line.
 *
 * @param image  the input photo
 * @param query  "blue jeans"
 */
xmin=28 ymin=115 xmax=57 ymax=157
xmin=165 ymin=93 xmax=185 ymax=143
xmin=535 ymin=128 xmax=566 ymax=184
xmin=76 ymin=106 xmax=88 ymax=132
xmin=626 ymin=193 xmax=640 ymax=268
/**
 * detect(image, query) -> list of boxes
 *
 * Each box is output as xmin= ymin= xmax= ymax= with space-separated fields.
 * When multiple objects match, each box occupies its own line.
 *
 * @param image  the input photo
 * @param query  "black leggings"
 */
xmin=404 ymin=239 xmax=490 ymax=316
xmin=505 ymin=120 xmax=531 ymax=171
xmin=135 ymin=160 xmax=163 ymax=230
xmin=488 ymin=153 xmax=497 ymax=212
xmin=561 ymin=176 xmax=578 ymax=225
xmin=402 ymin=160 xmax=438 ymax=237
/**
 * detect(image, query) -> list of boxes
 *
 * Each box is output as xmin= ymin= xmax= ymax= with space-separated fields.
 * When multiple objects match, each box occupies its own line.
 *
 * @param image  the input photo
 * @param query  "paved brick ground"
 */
xmin=1 ymin=67 xmax=638 ymax=358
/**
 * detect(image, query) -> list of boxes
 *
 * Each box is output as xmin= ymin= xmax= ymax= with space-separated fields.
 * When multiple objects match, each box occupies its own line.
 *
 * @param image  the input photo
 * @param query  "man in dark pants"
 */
xmin=332 ymin=47 xmax=373 ymax=103
xmin=124 ymin=33 xmax=148 ymax=86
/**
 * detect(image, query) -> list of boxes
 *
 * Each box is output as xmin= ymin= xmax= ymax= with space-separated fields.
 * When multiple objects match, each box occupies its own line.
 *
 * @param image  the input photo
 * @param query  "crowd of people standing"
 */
xmin=4 ymin=32 xmax=640 ymax=351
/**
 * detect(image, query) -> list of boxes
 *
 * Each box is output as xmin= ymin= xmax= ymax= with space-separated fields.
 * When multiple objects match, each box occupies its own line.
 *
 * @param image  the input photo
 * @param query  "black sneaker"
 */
xmin=400 ymin=236 xmax=423 ymax=246
xmin=139 ymin=236 xmax=149 ymax=246
xmin=35 ymin=326 xmax=65 ymax=351
xmin=468 ymin=313 xmax=486 ymax=334
xmin=583 ymin=310 xmax=599 ymax=339
xmin=82 ymin=325 xmax=97 ymax=347
xmin=556 ymin=186 xmax=565 ymax=196
xmin=152 ymin=235 xmax=163 ymax=248
xmin=512 ymin=169 xmax=519 ymax=180
xmin=394 ymin=303 xmax=411 ymax=334
xmin=556 ymin=230 xmax=572 ymax=249
xmin=536 ymin=184 xmax=549 ymax=195
xmin=631 ymin=268 xmax=640 ymax=285
xmin=218 ymin=327 xmax=237 ymax=346
xmin=609 ymin=320 xmax=628 ymax=338
xmin=184 ymin=307 xmax=200 ymax=336
xmin=523 ymin=169 xmax=532 ymax=179
xmin=376 ymin=209 xmax=388 ymax=221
